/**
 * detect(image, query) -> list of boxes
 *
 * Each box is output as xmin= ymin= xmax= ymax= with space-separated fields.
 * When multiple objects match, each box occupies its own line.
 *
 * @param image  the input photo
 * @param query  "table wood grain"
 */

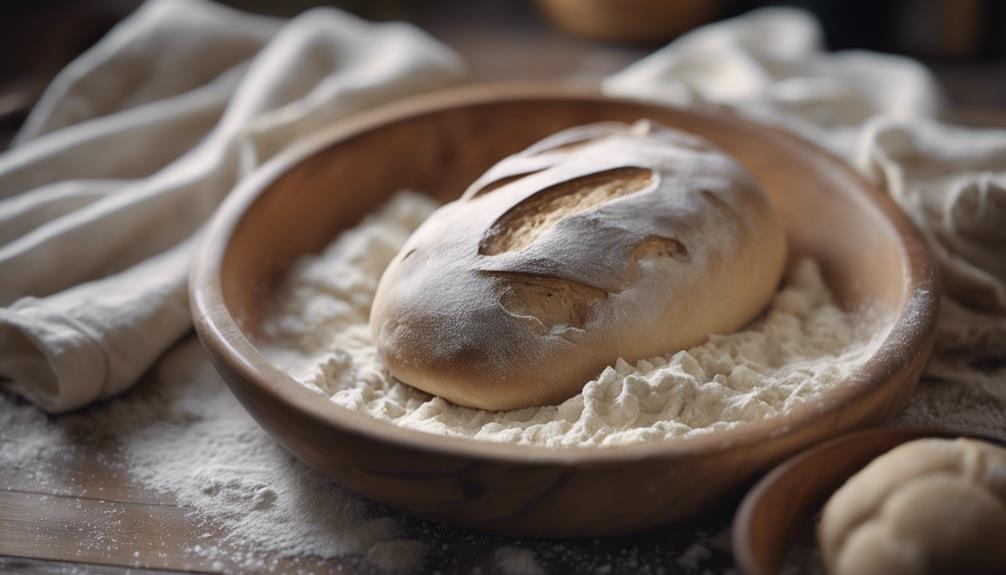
xmin=0 ymin=5 xmax=653 ymax=573
xmin=0 ymin=343 xmax=740 ymax=573
xmin=1 ymin=2 xmax=1004 ymax=574
xmin=0 ymin=356 xmax=373 ymax=574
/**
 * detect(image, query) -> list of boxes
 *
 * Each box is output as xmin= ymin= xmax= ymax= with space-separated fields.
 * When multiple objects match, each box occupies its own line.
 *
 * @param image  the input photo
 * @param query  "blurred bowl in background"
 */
xmin=536 ymin=0 xmax=724 ymax=43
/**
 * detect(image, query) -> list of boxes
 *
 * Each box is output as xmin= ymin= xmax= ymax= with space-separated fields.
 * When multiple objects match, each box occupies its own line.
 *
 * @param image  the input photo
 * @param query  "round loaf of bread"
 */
xmin=369 ymin=120 xmax=786 ymax=410
xmin=818 ymin=438 xmax=1006 ymax=575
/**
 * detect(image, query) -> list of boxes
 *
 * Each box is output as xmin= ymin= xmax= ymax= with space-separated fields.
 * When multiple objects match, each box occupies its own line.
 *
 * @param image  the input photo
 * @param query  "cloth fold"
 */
xmin=2 ymin=3 xmax=1004 ymax=416
xmin=0 ymin=0 xmax=462 ymax=412
xmin=605 ymin=8 xmax=943 ymax=159
xmin=859 ymin=118 xmax=1006 ymax=393
xmin=605 ymin=7 xmax=1006 ymax=402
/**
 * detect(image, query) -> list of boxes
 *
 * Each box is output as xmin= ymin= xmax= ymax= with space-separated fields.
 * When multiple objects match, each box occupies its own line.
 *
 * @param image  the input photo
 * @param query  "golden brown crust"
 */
xmin=370 ymin=120 xmax=787 ymax=410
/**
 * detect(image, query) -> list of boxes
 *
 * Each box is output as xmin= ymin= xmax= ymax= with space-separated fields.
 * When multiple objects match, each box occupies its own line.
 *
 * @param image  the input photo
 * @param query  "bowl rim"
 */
xmin=731 ymin=426 xmax=1006 ymax=575
xmin=189 ymin=82 xmax=939 ymax=464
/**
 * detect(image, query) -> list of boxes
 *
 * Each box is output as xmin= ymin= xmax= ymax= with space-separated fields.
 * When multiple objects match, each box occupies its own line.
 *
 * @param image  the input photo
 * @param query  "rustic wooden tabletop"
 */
xmin=1 ymin=2 xmax=1004 ymax=574
xmin=0 ymin=7 xmax=729 ymax=574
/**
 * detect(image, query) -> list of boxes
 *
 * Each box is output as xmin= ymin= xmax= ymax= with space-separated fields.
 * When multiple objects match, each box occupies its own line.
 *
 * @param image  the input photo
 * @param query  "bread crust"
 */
xmin=370 ymin=121 xmax=787 ymax=410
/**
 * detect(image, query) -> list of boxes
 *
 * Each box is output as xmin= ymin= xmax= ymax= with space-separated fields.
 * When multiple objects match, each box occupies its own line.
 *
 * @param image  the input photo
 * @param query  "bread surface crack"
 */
xmin=479 ymin=167 xmax=655 ymax=256
xmin=489 ymin=272 xmax=608 ymax=335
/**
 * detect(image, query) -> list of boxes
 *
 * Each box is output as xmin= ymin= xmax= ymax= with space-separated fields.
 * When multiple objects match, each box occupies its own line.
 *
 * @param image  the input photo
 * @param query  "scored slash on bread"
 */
xmin=369 ymin=120 xmax=787 ymax=411
xmin=479 ymin=167 xmax=657 ymax=255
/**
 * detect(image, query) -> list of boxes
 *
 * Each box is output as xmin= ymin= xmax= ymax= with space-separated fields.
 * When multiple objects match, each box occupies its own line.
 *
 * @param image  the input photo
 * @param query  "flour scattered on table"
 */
xmin=0 ymin=368 xmax=743 ymax=573
xmin=496 ymin=546 xmax=547 ymax=575
xmin=260 ymin=191 xmax=891 ymax=447
xmin=366 ymin=539 xmax=429 ymax=572
xmin=0 ymin=341 xmax=413 ymax=572
xmin=121 ymin=343 xmax=403 ymax=560
xmin=0 ymin=190 xmax=888 ymax=575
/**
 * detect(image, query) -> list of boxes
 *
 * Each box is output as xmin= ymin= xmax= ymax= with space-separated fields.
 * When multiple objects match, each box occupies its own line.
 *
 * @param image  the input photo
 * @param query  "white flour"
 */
xmin=261 ymin=191 xmax=888 ymax=447
xmin=0 ymin=341 xmax=412 ymax=571
xmin=0 ymin=201 xmax=997 ymax=575
xmin=3 ymin=7 xmax=1004 ymax=573
xmin=0 ymin=190 xmax=888 ymax=575
xmin=0 ymin=361 xmax=737 ymax=573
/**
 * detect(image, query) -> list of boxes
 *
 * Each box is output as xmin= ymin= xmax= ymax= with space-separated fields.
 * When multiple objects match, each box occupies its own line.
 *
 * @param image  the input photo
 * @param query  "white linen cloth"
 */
xmin=2 ymin=3 xmax=1003 ymax=417
xmin=0 ymin=0 xmax=462 ymax=412
xmin=605 ymin=8 xmax=1006 ymax=410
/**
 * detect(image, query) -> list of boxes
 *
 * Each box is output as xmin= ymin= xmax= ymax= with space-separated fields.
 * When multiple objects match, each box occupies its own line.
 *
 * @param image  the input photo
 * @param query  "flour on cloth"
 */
xmin=3 ymin=5 xmax=1006 ymax=573
xmin=259 ymin=191 xmax=887 ymax=447
xmin=0 ymin=0 xmax=462 ymax=413
xmin=868 ymin=120 xmax=1006 ymax=438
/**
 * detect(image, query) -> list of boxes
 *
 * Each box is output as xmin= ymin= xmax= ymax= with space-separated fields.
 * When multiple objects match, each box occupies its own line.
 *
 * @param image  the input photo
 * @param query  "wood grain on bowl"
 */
xmin=188 ymin=84 xmax=938 ymax=537
xmin=732 ymin=427 xmax=1006 ymax=575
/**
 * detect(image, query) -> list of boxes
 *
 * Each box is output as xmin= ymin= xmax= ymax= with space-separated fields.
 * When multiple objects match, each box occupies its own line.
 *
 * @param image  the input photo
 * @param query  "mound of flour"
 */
xmin=261 ymin=191 xmax=887 ymax=447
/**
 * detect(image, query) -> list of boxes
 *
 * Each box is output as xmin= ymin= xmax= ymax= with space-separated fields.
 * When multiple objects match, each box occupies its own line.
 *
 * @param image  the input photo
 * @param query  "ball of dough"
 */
xmin=370 ymin=120 xmax=786 ymax=410
xmin=819 ymin=438 xmax=1006 ymax=575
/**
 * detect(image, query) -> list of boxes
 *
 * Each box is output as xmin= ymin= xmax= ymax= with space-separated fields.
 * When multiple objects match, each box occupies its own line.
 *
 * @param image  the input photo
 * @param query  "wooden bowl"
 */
xmin=189 ymin=84 xmax=938 ymax=538
xmin=732 ymin=427 xmax=1006 ymax=575
xmin=536 ymin=0 xmax=724 ymax=43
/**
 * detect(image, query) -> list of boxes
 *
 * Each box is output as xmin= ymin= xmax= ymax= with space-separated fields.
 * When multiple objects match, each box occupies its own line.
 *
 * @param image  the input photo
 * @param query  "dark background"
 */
xmin=2 ymin=0 xmax=1005 ymax=149
xmin=0 ymin=2 xmax=1001 ymax=573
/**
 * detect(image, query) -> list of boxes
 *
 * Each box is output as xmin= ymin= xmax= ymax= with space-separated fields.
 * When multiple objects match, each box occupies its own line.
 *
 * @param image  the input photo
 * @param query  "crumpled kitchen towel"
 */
xmin=5 ymin=3 xmax=1004 ymax=418
xmin=605 ymin=8 xmax=944 ymax=159
xmin=860 ymin=119 xmax=1006 ymax=404
xmin=0 ymin=0 xmax=463 ymax=412
xmin=606 ymin=8 xmax=1006 ymax=408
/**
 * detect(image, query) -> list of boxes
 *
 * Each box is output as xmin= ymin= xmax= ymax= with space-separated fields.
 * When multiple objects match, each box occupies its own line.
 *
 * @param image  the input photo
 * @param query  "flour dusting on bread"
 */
xmin=260 ymin=190 xmax=889 ymax=447
xmin=369 ymin=121 xmax=788 ymax=410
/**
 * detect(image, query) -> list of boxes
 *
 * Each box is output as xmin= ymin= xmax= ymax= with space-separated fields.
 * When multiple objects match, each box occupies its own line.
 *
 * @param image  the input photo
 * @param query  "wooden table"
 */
xmin=0 ymin=362 xmax=741 ymax=573
xmin=1 ymin=3 xmax=1004 ymax=574
xmin=0 ymin=7 xmax=730 ymax=574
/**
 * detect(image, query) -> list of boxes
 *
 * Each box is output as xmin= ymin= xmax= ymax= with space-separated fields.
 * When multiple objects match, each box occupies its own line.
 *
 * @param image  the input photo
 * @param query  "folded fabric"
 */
xmin=0 ymin=0 xmax=463 ymax=412
xmin=605 ymin=7 xmax=1006 ymax=393
xmin=4 ymin=3 xmax=1003 ymax=415
xmin=605 ymin=8 xmax=942 ymax=158
xmin=859 ymin=119 xmax=1006 ymax=396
